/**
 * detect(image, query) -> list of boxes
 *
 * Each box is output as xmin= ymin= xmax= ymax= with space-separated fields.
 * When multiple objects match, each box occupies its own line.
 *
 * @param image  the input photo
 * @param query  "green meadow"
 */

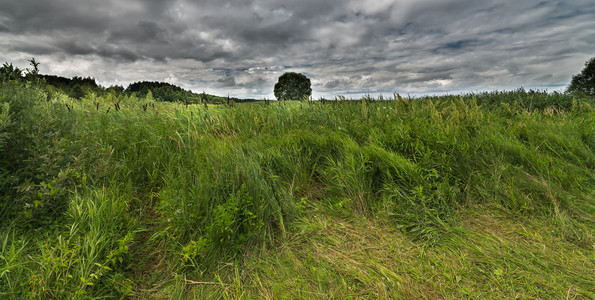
xmin=1 ymin=80 xmax=594 ymax=299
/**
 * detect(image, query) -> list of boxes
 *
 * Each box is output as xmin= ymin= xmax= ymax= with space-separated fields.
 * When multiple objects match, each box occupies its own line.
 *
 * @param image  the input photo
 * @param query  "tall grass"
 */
xmin=0 ymin=187 xmax=133 ymax=299
xmin=1 ymin=80 xmax=593 ymax=298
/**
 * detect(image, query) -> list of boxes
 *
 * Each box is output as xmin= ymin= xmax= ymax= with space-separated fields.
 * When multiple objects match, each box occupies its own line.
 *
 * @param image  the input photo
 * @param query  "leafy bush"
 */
xmin=183 ymin=185 xmax=264 ymax=268
xmin=567 ymin=57 xmax=595 ymax=96
xmin=0 ymin=80 xmax=77 ymax=225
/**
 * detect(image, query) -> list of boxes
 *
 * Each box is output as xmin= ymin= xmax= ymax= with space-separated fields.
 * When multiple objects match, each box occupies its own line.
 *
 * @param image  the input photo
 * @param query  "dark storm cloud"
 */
xmin=325 ymin=80 xmax=341 ymax=89
xmin=216 ymin=76 xmax=236 ymax=87
xmin=0 ymin=0 xmax=112 ymax=33
xmin=1 ymin=0 xmax=594 ymax=98
xmin=110 ymin=21 xmax=170 ymax=44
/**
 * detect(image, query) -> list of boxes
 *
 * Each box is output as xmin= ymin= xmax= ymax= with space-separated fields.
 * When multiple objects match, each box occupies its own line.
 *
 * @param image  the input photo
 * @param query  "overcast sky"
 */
xmin=1 ymin=0 xmax=593 ymax=99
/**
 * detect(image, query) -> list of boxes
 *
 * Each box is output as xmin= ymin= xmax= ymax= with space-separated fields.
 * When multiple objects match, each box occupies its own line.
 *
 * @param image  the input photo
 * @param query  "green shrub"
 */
xmin=0 ymin=81 xmax=77 ymax=226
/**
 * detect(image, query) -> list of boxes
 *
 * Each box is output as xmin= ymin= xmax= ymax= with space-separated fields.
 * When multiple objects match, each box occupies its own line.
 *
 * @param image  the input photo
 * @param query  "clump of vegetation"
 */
xmin=274 ymin=72 xmax=312 ymax=101
xmin=1 ymin=61 xmax=594 ymax=298
xmin=567 ymin=57 xmax=595 ymax=96
xmin=125 ymin=81 xmax=203 ymax=103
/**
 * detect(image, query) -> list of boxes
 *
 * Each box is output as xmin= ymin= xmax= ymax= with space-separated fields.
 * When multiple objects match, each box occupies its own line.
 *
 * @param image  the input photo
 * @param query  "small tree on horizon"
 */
xmin=567 ymin=57 xmax=595 ymax=96
xmin=274 ymin=72 xmax=312 ymax=101
xmin=28 ymin=58 xmax=40 ymax=75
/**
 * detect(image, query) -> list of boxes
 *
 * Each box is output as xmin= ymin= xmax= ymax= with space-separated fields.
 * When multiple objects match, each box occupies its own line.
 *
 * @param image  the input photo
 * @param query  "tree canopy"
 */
xmin=125 ymin=81 xmax=194 ymax=102
xmin=567 ymin=57 xmax=595 ymax=96
xmin=274 ymin=72 xmax=312 ymax=101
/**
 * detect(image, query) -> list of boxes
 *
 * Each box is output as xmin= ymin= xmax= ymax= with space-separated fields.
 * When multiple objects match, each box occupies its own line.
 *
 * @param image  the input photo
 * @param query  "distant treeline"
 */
xmin=124 ymin=81 xmax=259 ymax=104
xmin=1 ymin=61 xmax=258 ymax=104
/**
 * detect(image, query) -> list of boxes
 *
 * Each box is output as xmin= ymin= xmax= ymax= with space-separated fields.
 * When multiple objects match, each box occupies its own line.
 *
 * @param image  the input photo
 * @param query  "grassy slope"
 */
xmin=1 ymin=83 xmax=594 ymax=299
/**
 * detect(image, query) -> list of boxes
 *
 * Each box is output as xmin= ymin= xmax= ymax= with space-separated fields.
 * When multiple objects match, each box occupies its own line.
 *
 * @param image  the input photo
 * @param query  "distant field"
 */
xmin=1 ymin=81 xmax=593 ymax=299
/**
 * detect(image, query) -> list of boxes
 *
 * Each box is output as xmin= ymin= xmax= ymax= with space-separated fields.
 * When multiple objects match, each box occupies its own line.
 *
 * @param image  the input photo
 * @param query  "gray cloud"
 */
xmin=216 ymin=75 xmax=236 ymax=87
xmin=0 ymin=0 xmax=594 ymax=98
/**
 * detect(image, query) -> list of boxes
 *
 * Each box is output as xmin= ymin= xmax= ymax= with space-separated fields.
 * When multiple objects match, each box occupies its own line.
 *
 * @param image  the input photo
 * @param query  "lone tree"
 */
xmin=274 ymin=72 xmax=312 ymax=101
xmin=567 ymin=57 xmax=595 ymax=96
